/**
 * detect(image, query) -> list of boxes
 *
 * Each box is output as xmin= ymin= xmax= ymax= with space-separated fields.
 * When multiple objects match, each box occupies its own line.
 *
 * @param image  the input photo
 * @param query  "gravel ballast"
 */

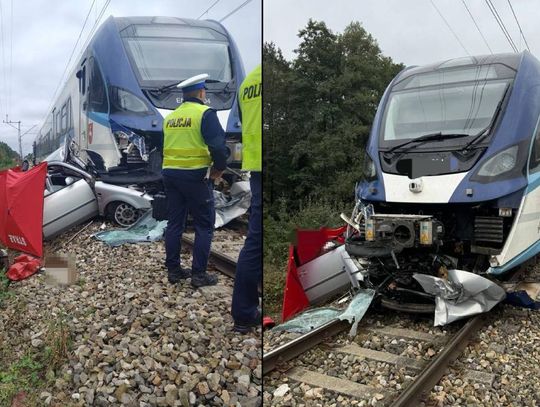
xmin=263 ymin=274 xmax=540 ymax=406
xmin=0 ymin=221 xmax=261 ymax=406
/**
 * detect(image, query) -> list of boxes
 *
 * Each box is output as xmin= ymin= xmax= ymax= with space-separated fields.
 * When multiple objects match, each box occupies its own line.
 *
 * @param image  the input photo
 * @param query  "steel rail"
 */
xmin=181 ymin=235 xmax=237 ymax=278
xmin=390 ymin=314 xmax=484 ymax=407
xmin=263 ymin=318 xmax=350 ymax=375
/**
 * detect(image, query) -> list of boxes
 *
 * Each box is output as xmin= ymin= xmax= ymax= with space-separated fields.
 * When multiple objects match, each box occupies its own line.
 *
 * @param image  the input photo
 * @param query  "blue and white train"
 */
xmin=349 ymin=52 xmax=540 ymax=308
xmin=34 ymin=16 xmax=245 ymax=178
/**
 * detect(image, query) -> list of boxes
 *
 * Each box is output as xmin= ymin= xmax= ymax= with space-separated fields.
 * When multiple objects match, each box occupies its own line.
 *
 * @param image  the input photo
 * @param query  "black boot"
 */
xmin=168 ymin=268 xmax=191 ymax=284
xmin=191 ymin=272 xmax=218 ymax=288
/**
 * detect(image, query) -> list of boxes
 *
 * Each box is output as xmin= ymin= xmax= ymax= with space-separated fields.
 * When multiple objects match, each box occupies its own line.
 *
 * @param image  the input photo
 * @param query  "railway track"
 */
xmin=264 ymin=311 xmax=487 ymax=406
xmin=182 ymin=234 xmax=238 ymax=278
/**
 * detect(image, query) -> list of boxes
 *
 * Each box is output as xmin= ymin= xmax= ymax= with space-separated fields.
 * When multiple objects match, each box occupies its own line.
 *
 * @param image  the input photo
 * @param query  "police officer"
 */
xmin=231 ymin=64 xmax=262 ymax=332
xmin=162 ymin=73 xmax=228 ymax=288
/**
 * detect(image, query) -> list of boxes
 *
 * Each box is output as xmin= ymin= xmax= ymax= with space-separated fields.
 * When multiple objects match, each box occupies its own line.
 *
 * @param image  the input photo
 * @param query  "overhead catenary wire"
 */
xmin=46 ymin=0 xmax=97 ymax=116
xmin=484 ymin=0 xmax=518 ymax=52
xmin=219 ymin=0 xmax=253 ymax=23
xmin=41 ymin=0 xmax=111 ymax=128
xmin=79 ymin=0 xmax=112 ymax=52
xmin=461 ymin=0 xmax=493 ymax=54
xmin=506 ymin=0 xmax=530 ymax=52
xmin=429 ymin=0 xmax=470 ymax=56
xmin=197 ymin=0 xmax=221 ymax=19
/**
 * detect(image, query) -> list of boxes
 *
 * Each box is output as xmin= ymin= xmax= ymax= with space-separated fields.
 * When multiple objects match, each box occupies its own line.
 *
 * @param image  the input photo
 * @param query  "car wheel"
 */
xmin=108 ymin=202 xmax=141 ymax=227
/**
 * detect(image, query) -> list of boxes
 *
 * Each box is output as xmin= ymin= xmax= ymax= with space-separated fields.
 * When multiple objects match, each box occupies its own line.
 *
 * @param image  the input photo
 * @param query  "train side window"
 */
xmin=61 ymin=104 xmax=68 ymax=134
xmin=530 ymin=129 xmax=540 ymax=173
xmin=55 ymin=111 xmax=61 ymax=137
xmin=88 ymin=58 xmax=107 ymax=113
xmin=68 ymin=98 xmax=73 ymax=130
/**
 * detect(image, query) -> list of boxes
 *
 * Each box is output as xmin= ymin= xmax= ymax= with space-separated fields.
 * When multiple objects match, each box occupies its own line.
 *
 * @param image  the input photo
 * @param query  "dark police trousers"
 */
xmin=163 ymin=174 xmax=215 ymax=275
xmin=232 ymin=171 xmax=261 ymax=323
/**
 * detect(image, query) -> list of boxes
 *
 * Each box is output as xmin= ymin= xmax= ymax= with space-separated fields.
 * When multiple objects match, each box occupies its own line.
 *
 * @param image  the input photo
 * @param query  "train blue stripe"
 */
xmin=489 ymin=238 xmax=540 ymax=275
xmin=526 ymin=171 xmax=540 ymax=192
xmin=88 ymin=112 xmax=109 ymax=127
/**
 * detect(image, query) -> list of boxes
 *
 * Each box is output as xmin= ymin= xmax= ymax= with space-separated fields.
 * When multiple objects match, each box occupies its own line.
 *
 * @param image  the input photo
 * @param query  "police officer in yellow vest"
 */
xmin=232 ymin=64 xmax=262 ymax=332
xmin=162 ymin=74 xmax=227 ymax=288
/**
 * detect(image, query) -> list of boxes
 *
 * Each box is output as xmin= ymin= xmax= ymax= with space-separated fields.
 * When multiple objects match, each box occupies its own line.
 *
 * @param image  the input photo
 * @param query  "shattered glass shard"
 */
xmin=338 ymin=289 xmax=376 ymax=336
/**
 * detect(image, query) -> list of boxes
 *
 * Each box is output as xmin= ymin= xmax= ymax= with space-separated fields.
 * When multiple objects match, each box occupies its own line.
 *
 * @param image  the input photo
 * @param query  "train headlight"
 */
xmin=477 ymin=145 xmax=518 ymax=177
xmin=111 ymin=87 xmax=151 ymax=114
xmin=362 ymin=153 xmax=377 ymax=181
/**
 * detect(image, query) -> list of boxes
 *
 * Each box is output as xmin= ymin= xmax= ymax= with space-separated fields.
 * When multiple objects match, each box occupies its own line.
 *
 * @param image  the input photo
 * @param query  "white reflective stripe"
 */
xmin=216 ymin=110 xmax=231 ymax=129
xmin=382 ymin=172 xmax=468 ymax=203
xmin=157 ymin=108 xmax=173 ymax=119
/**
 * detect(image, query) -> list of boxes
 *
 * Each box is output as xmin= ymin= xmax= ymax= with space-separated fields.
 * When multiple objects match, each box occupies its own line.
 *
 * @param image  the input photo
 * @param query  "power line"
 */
xmin=506 ymin=0 xmax=530 ymax=52
xmin=47 ymin=0 xmax=97 ymax=112
xmin=219 ymin=0 xmax=253 ymax=23
xmin=197 ymin=0 xmax=221 ymax=19
xmin=82 ymin=0 xmax=112 ymax=49
xmin=430 ymin=0 xmax=470 ymax=56
xmin=487 ymin=0 xmax=518 ymax=51
xmin=42 ymin=0 xmax=112 ymax=127
xmin=461 ymin=0 xmax=493 ymax=54
xmin=484 ymin=0 xmax=517 ymax=52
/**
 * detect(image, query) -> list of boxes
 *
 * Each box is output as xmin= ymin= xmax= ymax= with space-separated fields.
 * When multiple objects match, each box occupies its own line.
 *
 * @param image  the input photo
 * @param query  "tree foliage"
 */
xmin=263 ymin=20 xmax=404 ymax=214
xmin=0 ymin=141 xmax=17 ymax=170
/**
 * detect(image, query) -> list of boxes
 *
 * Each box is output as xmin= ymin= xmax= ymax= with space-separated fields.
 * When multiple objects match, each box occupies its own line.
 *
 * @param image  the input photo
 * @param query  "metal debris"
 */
xmin=414 ymin=269 xmax=506 ymax=326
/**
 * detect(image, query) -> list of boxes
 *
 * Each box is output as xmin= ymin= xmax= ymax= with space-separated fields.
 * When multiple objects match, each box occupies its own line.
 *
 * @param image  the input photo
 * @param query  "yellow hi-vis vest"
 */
xmin=238 ymin=64 xmax=262 ymax=171
xmin=162 ymin=102 xmax=212 ymax=169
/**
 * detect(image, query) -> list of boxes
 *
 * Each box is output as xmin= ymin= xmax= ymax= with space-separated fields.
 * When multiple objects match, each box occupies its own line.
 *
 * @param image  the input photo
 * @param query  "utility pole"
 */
xmin=3 ymin=115 xmax=21 ymax=159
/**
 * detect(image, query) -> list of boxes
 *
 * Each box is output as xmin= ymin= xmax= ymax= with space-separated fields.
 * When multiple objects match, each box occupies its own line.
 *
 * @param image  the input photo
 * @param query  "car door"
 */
xmin=43 ymin=162 xmax=99 ymax=240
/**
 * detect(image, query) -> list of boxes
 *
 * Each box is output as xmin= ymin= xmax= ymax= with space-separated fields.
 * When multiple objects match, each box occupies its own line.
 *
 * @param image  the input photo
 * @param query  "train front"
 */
xmin=350 ymin=52 xmax=540 ymax=311
xmin=91 ymin=16 xmax=244 ymax=174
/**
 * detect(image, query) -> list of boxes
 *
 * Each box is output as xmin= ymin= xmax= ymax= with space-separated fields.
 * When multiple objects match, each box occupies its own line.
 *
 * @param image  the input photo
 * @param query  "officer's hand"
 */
xmin=209 ymin=168 xmax=224 ymax=180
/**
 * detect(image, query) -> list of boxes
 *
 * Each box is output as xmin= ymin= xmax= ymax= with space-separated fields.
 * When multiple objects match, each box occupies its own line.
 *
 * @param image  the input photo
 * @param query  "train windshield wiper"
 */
xmin=148 ymin=79 xmax=225 ymax=94
xmin=148 ymin=81 xmax=184 ymax=94
xmin=386 ymin=132 xmax=471 ymax=155
xmin=461 ymin=82 xmax=511 ymax=152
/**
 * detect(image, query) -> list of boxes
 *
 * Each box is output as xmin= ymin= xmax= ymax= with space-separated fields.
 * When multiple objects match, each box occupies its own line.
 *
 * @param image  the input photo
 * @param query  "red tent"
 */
xmin=0 ymin=162 xmax=47 ymax=258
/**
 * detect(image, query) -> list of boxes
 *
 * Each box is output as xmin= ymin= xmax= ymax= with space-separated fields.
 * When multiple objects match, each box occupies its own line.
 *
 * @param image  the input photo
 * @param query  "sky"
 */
xmin=0 ymin=0 xmax=261 ymax=157
xmin=264 ymin=0 xmax=540 ymax=67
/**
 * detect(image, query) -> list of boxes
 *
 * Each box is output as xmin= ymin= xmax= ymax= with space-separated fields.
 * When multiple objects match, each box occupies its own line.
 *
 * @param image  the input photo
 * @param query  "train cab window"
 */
xmin=122 ymin=24 xmax=232 ymax=85
xmin=88 ymin=58 xmax=108 ymax=113
xmin=530 ymin=128 xmax=540 ymax=174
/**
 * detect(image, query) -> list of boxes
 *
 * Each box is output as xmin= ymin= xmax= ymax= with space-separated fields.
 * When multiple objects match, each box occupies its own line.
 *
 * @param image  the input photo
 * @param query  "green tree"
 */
xmin=263 ymin=42 xmax=294 ymax=209
xmin=263 ymin=20 xmax=405 ymax=317
xmin=0 ymin=141 xmax=17 ymax=170
xmin=264 ymin=20 xmax=404 ymax=209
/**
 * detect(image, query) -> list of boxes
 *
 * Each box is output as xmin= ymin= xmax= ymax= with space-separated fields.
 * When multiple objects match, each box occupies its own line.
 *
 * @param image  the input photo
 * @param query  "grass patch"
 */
xmin=0 ymin=314 xmax=72 ymax=406
xmin=264 ymin=197 xmax=347 ymax=322
xmin=0 ymin=269 xmax=13 ymax=307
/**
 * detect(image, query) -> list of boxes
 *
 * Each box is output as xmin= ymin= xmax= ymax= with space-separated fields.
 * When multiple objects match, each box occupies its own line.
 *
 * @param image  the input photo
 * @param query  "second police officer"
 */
xmin=231 ymin=64 xmax=262 ymax=333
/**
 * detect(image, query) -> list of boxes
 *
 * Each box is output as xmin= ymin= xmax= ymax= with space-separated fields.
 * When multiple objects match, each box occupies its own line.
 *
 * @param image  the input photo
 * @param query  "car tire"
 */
xmin=107 ymin=201 xmax=141 ymax=227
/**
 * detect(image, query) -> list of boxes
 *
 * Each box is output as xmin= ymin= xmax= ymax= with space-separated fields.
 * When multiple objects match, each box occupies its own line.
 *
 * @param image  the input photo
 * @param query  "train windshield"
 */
xmin=122 ymin=24 xmax=232 ymax=86
xmin=382 ymin=64 xmax=516 ymax=143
